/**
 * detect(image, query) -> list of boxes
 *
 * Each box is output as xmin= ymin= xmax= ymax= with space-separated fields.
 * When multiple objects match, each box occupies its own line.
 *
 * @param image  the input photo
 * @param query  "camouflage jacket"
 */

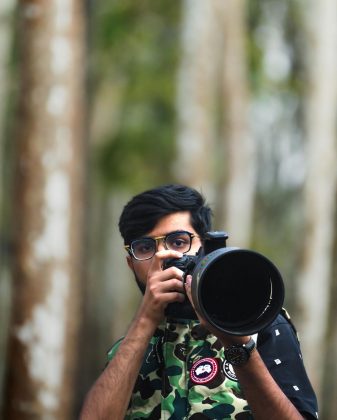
xmin=108 ymin=312 xmax=318 ymax=419
xmin=108 ymin=318 xmax=253 ymax=419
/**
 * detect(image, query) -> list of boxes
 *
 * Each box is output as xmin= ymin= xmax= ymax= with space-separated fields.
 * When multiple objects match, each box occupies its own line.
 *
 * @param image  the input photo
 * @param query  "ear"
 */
xmin=126 ymin=255 xmax=134 ymax=271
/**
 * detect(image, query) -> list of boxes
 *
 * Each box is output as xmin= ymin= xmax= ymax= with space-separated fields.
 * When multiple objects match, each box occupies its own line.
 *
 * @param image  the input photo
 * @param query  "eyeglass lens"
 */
xmin=131 ymin=231 xmax=193 ymax=260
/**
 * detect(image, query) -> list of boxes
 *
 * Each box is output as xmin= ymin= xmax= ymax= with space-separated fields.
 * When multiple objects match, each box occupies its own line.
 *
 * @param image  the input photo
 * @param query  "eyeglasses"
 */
xmin=124 ymin=230 xmax=200 ymax=261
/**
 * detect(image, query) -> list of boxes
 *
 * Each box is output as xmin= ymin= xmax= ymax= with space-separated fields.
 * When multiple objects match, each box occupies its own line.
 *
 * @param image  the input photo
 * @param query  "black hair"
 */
xmin=119 ymin=184 xmax=213 ymax=245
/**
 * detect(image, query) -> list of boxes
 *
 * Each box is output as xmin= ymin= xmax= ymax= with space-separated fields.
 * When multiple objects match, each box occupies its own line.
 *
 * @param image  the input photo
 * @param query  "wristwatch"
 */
xmin=224 ymin=337 xmax=256 ymax=367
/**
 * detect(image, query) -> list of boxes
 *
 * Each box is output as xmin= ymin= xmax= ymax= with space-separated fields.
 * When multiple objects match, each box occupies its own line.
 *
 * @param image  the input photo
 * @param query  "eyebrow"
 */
xmin=137 ymin=230 xmax=195 ymax=241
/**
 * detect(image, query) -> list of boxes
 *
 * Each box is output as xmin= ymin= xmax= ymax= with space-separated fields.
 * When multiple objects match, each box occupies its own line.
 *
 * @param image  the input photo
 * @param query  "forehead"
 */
xmin=146 ymin=211 xmax=195 ymax=237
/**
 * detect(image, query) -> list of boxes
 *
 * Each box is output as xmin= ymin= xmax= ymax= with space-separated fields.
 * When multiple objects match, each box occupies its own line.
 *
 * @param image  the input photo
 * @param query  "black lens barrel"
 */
xmin=191 ymin=247 xmax=284 ymax=335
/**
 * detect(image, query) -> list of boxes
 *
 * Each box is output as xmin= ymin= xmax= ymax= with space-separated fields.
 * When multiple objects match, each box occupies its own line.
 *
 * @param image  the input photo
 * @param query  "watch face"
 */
xmin=225 ymin=346 xmax=249 ymax=366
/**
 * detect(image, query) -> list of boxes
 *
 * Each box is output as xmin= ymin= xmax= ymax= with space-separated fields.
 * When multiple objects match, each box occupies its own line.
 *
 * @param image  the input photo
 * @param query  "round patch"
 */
xmin=190 ymin=357 xmax=218 ymax=384
xmin=223 ymin=360 xmax=238 ymax=382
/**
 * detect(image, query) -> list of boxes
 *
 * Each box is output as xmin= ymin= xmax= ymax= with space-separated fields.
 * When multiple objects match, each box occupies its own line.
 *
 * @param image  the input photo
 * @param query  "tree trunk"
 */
xmin=174 ymin=0 xmax=221 ymax=199
xmin=215 ymin=0 xmax=255 ymax=247
xmin=297 ymin=0 xmax=337 ymax=399
xmin=0 ymin=0 xmax=16 ymax=410
xmin=0 ymin=0 xmax=16 ymax=148
xmin=322 ymin=228 xmax=337 ymax=420
xmin=4 ymin=0 xmax=87 ymax=418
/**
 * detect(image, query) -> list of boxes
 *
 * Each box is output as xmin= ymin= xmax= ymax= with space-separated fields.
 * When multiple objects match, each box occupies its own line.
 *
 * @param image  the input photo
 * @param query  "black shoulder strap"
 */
xmin=280 ymin=307 xmax=300 ymax=342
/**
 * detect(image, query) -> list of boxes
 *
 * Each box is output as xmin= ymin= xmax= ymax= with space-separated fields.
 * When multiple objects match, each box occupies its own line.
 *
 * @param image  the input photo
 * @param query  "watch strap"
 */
xmin=224 ymin=337 xmax=256 ymax=366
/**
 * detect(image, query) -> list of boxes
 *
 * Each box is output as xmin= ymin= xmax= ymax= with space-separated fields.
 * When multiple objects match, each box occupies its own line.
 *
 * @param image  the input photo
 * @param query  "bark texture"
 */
xmin=297 ymin=0 xmax=337 ymax=399
xmin=175 ymin=0 xmax=221 ymax=199
xmin=4 ymin=1 xmax=86 ymax=418
xmin=217 ymin=0 xmax=255 ymax=247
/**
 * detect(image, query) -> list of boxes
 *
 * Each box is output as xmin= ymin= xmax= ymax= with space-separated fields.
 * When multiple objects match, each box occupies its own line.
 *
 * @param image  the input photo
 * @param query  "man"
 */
xmin=80 ymin=184 xmax=318 ymax=419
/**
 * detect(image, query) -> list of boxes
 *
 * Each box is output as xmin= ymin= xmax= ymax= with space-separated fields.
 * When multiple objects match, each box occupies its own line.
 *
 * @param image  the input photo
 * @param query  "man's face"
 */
xmin=126 ymin=211 xmax=202 ymax=288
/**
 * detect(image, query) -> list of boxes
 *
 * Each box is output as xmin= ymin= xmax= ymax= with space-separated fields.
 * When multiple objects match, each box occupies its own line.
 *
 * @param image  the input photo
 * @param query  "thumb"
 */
xmin=185 ymin=274 xmax=193 ymax=304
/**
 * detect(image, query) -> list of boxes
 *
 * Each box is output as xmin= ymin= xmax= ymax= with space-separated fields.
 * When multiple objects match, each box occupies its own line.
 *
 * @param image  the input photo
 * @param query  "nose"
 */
xmin=155 ymin=238 xmax=166 ymax=252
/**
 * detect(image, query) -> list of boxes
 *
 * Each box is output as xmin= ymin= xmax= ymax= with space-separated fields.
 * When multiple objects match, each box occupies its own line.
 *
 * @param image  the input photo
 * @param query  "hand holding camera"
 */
xmin=164 ymin=231 xmax=284 ymax=336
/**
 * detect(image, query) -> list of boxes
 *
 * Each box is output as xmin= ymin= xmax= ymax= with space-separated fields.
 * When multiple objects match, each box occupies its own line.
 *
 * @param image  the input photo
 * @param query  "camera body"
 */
xmin=164 ymin=231 xmax=285 ymax=336
xmin=163 ymin=254 xmax=198 ymax=274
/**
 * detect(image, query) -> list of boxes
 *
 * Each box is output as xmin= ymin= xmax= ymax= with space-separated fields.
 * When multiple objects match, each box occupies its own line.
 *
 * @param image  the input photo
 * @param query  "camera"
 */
xmin=164 ymin=231 xmax=284 ymax=336
xmin=163 ymin=254 xmax=199 ymax=320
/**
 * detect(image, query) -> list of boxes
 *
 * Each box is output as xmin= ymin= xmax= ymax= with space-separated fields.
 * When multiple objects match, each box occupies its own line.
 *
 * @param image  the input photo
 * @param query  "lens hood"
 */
xmin=191 ymin=247 xmax=285 ymax=335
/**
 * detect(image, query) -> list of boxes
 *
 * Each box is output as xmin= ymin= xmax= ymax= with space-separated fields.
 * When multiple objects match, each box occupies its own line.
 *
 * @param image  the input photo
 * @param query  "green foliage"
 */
xmin=89 ymin=0 xmax=181 ymax=190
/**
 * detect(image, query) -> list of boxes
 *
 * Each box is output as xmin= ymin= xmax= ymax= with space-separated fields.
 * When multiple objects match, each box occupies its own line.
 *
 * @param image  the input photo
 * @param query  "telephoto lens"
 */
xmin=164 ymin=232 xmax=285 ymax=335
xmin=191 ymin=246 xmax=284 ymax=335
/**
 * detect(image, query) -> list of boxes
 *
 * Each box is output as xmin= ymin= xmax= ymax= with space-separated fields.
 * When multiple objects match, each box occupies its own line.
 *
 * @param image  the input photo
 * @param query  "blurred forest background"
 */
xmin=0 ymin=0 xmax=336 ymax=419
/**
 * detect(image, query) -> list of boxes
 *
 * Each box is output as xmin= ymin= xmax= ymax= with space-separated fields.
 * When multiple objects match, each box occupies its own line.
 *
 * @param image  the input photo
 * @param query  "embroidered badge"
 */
xmin=223 ymin=360 xmax=238 ymax=382
xmin=190 ymin=357 xmax=218 ymax=384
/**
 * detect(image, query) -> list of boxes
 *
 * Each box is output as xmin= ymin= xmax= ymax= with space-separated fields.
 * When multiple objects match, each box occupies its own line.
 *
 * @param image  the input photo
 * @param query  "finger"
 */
xmin=160 ymin=278 xmax=185 ymax=293
xmin=150 ymin=249 xmax=184 ymax=271
xmin=170 ymin=291 xmax=185 ymax=302
xmin=146 ymin=282 xmax=186 ymax=307
xmin=161 ymin=291 xmax=186 ymax=304
xmin=146 ymin=266 xmax=184 ymax=288
xmin=185 ymin=274 xmax=193 ymax=304
xmin=185 ymin=275 xmax=204 ymax=322
xmin=146 ymin=278 xmax=185 ymax=300
xmin=159 ymin=266 xmax=184 ymax=282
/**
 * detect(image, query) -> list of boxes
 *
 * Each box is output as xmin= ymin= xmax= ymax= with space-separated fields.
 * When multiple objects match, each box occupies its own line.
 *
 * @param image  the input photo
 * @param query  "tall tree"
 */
xmin=0 ymin=0 xmax=16 ymax=147
xmin=175 ymin=0 xmax=255 ymax=246
xmin=4 ymin=0 xmax=87 ymax=418
xmin=322 ymin=227 xmax=337 ymax=420
xmin=0 ymin=0 xmax=17 ymax=408
xmin=175 ymin=0 xmax=221 ymax=198
xmin=297 ymin=0 xmax=337 ymax=399
xmin=216 ymin=0 xmax=255 ymax=246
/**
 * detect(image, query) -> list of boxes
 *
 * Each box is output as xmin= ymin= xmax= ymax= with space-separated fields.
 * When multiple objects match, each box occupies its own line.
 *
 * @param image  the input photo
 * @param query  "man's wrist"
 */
xmin=129 ymin=311 xmax=159 ymax=340
xmin=223 ymin=336 xmax=256 ymax=367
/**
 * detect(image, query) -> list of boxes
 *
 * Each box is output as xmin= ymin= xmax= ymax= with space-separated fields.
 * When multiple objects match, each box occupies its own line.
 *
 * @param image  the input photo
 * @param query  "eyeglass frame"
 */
xmin=124 ymin=230 xmax=200 ymax=261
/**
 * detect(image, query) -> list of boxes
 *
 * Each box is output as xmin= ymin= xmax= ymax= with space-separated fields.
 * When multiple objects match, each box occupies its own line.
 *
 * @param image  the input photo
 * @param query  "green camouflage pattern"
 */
xmin=108 ymin=319 xmax=253 ymax=419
